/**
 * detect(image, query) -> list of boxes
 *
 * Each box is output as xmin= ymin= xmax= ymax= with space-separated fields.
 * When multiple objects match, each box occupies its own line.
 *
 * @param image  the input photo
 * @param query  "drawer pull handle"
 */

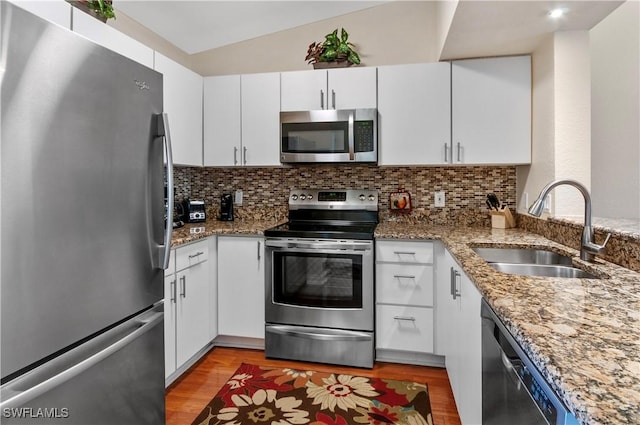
xmin=393 ymin=316 xmax=416 ymax=322
xmin=188 ymin=251 xmax=204 ymax=259
xmin=394 ymin=275 xmax=416 ymax=281
xmin=394 ymin=251 xmax=416 ymax=256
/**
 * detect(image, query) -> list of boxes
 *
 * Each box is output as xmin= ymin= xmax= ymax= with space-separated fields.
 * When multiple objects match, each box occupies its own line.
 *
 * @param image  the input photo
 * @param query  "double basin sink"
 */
xmin=472 ymin=247 xmax=601 ymax=279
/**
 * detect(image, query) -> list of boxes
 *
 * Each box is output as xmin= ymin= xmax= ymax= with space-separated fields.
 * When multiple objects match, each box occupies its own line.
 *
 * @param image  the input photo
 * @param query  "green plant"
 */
xmin=305 ymin=28 xmax=361 ymax=66
xmin=86 ymin=0 xmax=116 ymax=20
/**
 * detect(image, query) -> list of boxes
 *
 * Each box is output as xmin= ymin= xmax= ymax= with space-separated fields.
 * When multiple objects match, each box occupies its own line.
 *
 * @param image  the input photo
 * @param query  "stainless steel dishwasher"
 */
xmin=481 ymin=300 xmax=579 ymax=425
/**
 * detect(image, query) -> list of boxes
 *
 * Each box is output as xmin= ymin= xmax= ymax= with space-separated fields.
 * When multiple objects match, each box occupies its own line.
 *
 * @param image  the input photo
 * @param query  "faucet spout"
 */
xmin=527 ymin=179 xmax=610 ymax=262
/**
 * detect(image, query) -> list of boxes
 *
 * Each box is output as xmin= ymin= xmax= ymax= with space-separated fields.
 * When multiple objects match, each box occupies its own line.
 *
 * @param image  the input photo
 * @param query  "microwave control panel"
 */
xmin=354 ymin=120 xmax=375 ymax=153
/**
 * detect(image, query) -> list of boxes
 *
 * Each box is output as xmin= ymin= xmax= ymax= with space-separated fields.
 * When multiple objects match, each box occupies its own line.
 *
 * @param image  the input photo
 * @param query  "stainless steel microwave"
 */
xmin=280 ymin=109 xmax=377 ymax=164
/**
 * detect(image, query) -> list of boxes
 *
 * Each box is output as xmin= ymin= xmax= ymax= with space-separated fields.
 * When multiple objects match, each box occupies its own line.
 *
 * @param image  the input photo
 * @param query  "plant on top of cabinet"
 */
xmin=68 ymin=0 xmax=115 ymax=21
xmin=306 ymin=28 xmax=361 ymax=68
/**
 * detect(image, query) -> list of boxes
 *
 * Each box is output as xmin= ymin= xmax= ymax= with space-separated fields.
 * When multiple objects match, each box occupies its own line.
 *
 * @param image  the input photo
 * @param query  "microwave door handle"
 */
xmin=348 ymin=111 xmax=355 ymax=161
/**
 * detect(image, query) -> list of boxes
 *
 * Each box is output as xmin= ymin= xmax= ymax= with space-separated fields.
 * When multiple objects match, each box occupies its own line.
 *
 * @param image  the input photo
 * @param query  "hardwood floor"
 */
xmin=166 ymin=347 xmax=462 ymax=425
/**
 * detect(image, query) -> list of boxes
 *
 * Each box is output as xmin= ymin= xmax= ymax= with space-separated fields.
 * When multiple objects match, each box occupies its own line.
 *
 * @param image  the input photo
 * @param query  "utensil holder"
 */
xmin=490 ymin=207 xmax=515 ymax=229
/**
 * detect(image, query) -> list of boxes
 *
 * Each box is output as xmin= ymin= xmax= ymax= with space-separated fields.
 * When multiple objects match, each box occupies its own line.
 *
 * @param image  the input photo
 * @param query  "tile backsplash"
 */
xmin=174 ymin=165 xmax=517 ymax=226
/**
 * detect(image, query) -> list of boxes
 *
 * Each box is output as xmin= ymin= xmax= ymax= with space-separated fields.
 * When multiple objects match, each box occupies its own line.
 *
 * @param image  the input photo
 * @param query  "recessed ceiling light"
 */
xmin=548 ymin=8 xmax=567 ymax=18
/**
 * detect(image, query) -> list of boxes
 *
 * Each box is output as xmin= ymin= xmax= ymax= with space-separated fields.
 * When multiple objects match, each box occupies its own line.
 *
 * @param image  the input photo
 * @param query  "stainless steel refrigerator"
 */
xmin=1 ymin=3 xmax=174 ymax=424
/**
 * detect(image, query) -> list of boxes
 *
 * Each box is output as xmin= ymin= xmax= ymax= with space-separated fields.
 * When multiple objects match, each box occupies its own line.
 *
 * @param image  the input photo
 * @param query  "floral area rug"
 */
xmin=191 ymin=363 xmax=434 ymax=425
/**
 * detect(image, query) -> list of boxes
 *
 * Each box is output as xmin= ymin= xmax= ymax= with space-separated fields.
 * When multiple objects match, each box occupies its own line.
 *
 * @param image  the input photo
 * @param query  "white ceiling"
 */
xmin=113 ymin=0 xmax=625 ymax=58
xmin=440 ymin=0 xmax=625 ymax=60
xmin=113 ymin=1 xmax=388 ymax=54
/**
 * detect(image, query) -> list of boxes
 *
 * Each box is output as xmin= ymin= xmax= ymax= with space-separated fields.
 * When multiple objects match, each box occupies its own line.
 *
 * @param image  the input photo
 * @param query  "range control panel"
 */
xmin=288 ymin=189 xmax=378 ymax=211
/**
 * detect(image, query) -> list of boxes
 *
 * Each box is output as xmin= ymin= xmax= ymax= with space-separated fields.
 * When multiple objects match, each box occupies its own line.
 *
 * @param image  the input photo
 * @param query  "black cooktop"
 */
xmin=264 ymin=221 xmax=377 ymax=240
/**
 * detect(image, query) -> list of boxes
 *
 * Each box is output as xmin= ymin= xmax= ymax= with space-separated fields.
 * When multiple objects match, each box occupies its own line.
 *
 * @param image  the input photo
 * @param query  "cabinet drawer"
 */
xmin=376 ymin=264 xmax=434 ymax=306
xmin=376 ymin=305 xmax=434 ymax=353
xmin=175 ymin=240 xmax=209 ymax=271
xmin=376 ymin=241 xmax=433 ymax=263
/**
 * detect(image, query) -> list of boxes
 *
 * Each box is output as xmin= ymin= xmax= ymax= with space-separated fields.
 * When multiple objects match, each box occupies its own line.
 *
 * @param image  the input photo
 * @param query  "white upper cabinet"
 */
xmin=280 ymin=70 xmax=328 ymax=111
xmin=451 ymin=55 xmax=531 ymax=165
xmin=280 ymin=67 xmax=377 ymax=111
xmin=154 ymin=52 xmax=203 ymax=167
xmin=72 ymin=8 xmax=154 ymax=69
xmin=204 ymin=73 xmax=280 ymax=166
xmin=327 ymin=67 xmax=377 ymax=110
xmin=241 ymin=72 xmax=281 ymax=166
xmin=203 ymin=75 xmax=241 ymax=166
xmin=10 ymin=0 xmax=71 ymax=29
xmin=378 ymin=63 xmax=451 ymax=165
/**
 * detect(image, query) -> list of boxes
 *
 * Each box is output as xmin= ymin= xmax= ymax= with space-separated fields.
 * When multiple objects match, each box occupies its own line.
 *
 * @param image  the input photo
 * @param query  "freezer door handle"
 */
xmin=0 ymin=307 xmax=163 ymax=410
xmin=157 ymin=112 xmax=174 ymax=270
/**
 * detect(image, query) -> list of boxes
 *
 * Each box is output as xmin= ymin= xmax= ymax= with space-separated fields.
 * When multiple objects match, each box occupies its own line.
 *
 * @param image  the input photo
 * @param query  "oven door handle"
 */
xmin=265 ymin=239 xmax=372 ymax=251
xmin=267 ymin=325 xmax=372 ymax=341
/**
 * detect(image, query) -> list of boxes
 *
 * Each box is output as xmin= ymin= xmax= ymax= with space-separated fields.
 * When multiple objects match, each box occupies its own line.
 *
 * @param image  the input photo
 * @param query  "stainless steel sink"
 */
xmin=472 ymin=247 xmax=573 ymax=265
xmin=473 ymin=247 xmax=601 ymax=279
xmin=489 ymin=263 xmax=600 ymax=279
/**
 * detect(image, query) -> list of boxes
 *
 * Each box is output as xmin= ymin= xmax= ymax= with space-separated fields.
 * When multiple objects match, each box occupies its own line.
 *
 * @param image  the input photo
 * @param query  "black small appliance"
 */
xmin=182 ymin=199 xmax=206 ymax=223
xmin=219 ymin=193 xmax=234 ymax=221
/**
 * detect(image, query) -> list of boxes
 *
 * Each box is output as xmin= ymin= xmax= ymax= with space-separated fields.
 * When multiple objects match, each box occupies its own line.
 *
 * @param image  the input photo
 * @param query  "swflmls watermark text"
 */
xmin=2 ymin=407 xmax=70 ymax=419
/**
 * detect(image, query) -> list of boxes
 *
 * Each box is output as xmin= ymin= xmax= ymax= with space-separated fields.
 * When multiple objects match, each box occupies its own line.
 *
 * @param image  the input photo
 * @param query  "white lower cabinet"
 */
xmin=375 ymin=240 xmax=437 ymax=363
xmin=376 ymin=305 xmax=434 ymax=353
xmin=217 ymin=236 xmax=265 ymax=339
xmin=437 ymin=245 xmax=482 ymax=425
xmin=164 ymin=239 xmax=211 ymax=383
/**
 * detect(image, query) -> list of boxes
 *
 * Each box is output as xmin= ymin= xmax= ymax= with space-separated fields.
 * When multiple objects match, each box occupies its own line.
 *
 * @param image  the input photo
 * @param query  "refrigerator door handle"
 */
xmin=157 ymin=112 xmax=174 ymax=270
xmin=0 ymin=307 xmax=163 ymax=410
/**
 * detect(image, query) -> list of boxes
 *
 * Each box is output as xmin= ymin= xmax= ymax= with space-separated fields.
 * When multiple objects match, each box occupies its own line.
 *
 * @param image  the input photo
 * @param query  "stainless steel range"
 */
xmin=264 ymin=189 xmax=378 ymax=368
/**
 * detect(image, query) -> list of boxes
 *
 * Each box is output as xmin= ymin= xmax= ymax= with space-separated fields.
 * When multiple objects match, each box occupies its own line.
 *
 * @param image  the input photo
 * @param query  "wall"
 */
xmin=189 ymin=1 xmax=438 ymax=76
xmin=109 ymin=7 xmax=192 ymax=69
xmin=435 ymin=0 xmax=459 ymax=59
xmin=590 ymin=0 xmax=640 ymax=220
xmin=517 ymin=31 xmax=591 ymax=218
xmin=175 ymin=165 xmax=517 ymax=226
xmin=553 ymin=31 xmax=592 ymax=217
xmin=516 ymin=34 xmax=555 ymax=214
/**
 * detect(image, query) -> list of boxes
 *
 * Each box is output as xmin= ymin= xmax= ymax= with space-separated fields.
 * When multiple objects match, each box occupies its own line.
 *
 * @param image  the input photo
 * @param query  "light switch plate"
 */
xmin=235 ymin=190 xmax=243 ymax=206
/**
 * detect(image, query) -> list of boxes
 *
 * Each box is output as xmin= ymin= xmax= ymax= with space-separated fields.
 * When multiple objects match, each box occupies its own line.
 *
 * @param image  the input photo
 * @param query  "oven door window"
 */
xmin=282 ymin=122 xmax=348 ymax=154
xmin=273 ymin=251 xmax=362 ymax=308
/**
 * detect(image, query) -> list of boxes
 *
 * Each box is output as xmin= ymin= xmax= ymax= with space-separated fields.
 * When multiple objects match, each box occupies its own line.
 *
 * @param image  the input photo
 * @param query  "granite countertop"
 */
xmin=172 ymin=218 xmax=639 ymax=424
xmin=170 ymin=217 xmax=285 ymax=246
xmin=376 ymin=221 xmax=640 ymax=425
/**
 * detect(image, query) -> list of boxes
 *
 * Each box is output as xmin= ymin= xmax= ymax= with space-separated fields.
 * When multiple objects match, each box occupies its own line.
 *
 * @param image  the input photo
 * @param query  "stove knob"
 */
xmin=300 ymin=194 xmax=306 ymax=200
xmin=359 ymin=194 xmax=366 ymax=201
xmin=307 ymin=194 xmax=313 ymax=200
xmin=368 ymin=195 xmax=376 ymax=202
xmin=291 ymin=194 xmax=298 ymax=200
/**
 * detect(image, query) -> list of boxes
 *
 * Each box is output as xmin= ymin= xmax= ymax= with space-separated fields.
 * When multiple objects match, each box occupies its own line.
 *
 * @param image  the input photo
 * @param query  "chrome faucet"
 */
xmin=528 ymin=179 xmax=611 ymax=262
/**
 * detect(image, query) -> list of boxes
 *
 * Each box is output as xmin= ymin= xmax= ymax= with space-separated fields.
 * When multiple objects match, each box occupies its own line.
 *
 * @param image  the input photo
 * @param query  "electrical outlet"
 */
xmin=234 ymin=190 xmax=243 ymax=206
xmin=521 ymin=192 xmax=528 ymax=210
xmin=434 ymin=191 xmax=445 ymax=208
